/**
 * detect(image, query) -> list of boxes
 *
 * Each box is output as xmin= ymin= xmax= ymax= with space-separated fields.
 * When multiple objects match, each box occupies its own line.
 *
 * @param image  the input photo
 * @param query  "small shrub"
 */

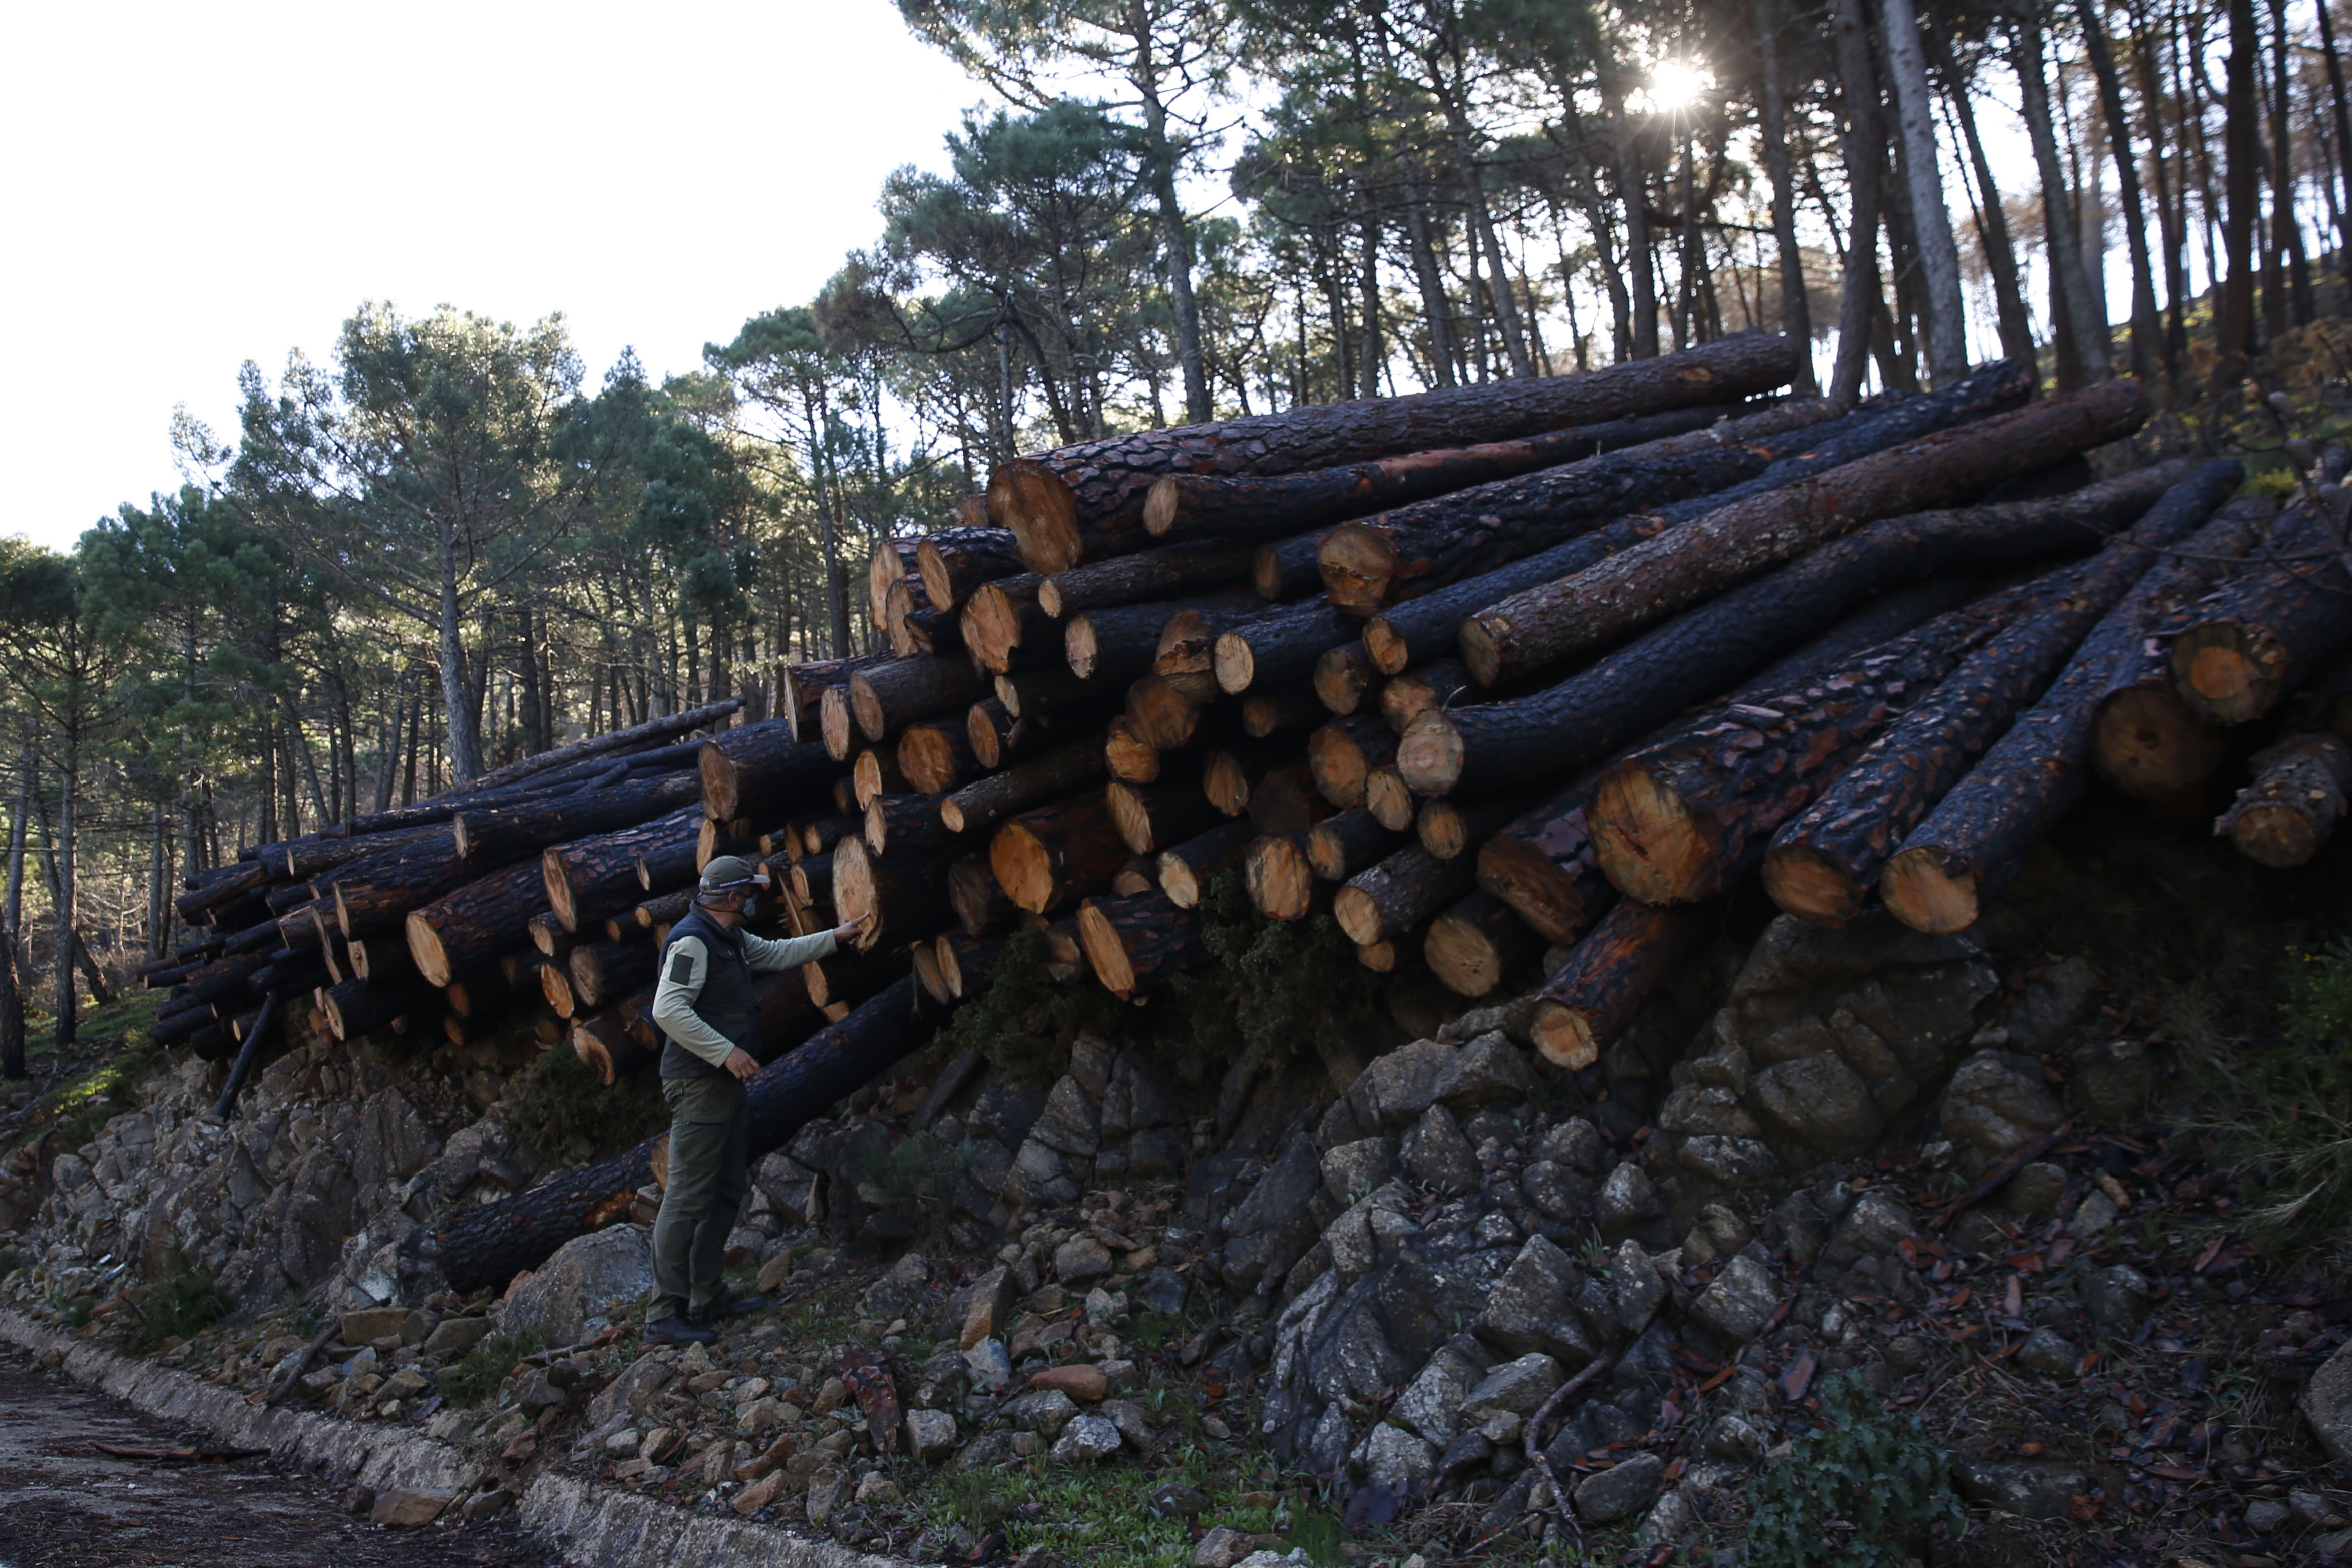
xmin=848 ymin=1125 xmax=962 ymax=1213
xmin=438 ymin=1325 xmax=546 ymax=1407
xmin=934 ymin=926 xmax=1127 ymax=1083
xmin=1159 ymin=871 xmax=1368 ymax=1067
xmin=120 ymin=1245 xmax=229 ymax=1353
xmin=2207 ymin=940 xmax=2352 ymax=1250
xmin=2283 ymin=939 xmax=2352 ymax=1050
xmin=1743 ymin=1371 xmax=1963 ymax=1567
xmin=509 ymin=1042 xmax=667 ymax=1161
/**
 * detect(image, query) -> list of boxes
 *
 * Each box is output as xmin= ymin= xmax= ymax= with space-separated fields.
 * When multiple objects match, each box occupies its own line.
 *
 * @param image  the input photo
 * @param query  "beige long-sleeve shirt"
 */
xmin=650 ymin=924 xmax=839 ymax=1068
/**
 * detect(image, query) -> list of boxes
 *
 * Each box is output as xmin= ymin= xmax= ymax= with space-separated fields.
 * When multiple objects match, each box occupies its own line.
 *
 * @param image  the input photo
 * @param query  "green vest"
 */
xmin=658 ymin=907 xmax=759 ymax=1080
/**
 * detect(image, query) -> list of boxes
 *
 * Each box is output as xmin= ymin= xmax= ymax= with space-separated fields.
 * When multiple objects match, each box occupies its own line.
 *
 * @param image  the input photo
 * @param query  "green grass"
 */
xmin=507 ymin=1038 xmax=667 ymax=1162
xmin=2203 ymin=939 xmax=2352 ymax=1253
xmin=437 ymin=1326 xmax=547 ymax=1407
xmin=118 ymin=1245 xmax=231 ymax=1353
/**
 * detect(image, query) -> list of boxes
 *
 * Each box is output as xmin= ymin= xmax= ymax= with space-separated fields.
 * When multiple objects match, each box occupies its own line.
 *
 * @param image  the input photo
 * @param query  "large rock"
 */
xmin=502 ymin=1225 xmax=654 ymax=1346
xmin=1391 ymin=1338 xmax=1493 ymax=1445
xmin=1473 ymin=1235 xmax=1597 ymax=1367
xmin=1433 ymin=1032 xmax=1536 ymax=1109
xmin=2302 ymin=1340 xmax=2352 ymax=1472
xmin=2068 ymin=1039 xmax=2153 ymax=1124
xmin=1397 ymin=1105 xmax=1478 ymax=1192
xmin=1356 ymin=1422 xmax=1439 ymax=1488
xmin=1363 ymin=1040 xmax=1456 ymax=1129
xmin=1688 ymin=1255 xmax=1777 ymax=1344
xmin=1457 ymin=1353 xmax=1563 ymax=1420
xmin=1575 ymin=1453 xmax=1664 ymax=1523
xmin=1941 ymin=1052 xmax=2065 ymax=1157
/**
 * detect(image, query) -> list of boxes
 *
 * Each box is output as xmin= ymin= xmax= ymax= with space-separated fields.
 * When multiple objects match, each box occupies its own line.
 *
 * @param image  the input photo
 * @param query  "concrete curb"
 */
xmin=0 ymin=1309 xmax=930 ymax=1568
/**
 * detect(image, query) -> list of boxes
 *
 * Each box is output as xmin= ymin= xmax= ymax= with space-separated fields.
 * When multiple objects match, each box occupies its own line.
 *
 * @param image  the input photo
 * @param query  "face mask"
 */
xmin=741 ymin=896 xmax=758 ymax=917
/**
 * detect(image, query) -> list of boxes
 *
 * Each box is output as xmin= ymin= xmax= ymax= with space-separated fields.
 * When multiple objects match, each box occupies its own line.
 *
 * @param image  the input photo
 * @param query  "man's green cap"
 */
xmin=699 ymin=855 xmax=770 ymax=895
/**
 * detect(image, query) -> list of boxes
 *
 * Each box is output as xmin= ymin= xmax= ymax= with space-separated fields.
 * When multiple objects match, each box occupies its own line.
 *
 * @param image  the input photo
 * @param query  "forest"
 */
xmin=0 ymin=0 xmax=2344 ymax=1071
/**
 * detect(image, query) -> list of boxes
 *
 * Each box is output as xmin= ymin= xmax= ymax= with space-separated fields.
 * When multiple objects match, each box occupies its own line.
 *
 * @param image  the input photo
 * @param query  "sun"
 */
xmin=1647 ymin=58 xmax=1712 ymax=112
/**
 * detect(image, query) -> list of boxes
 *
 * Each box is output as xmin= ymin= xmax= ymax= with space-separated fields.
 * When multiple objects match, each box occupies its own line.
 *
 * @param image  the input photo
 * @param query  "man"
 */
xmin=644 ymin=854 xmax=864 ymax=1345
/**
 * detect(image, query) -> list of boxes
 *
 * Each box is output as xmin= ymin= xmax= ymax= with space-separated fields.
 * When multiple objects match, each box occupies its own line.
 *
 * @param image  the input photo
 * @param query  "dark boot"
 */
xmin=644 ymin=1313 xmax=718 ymax=1346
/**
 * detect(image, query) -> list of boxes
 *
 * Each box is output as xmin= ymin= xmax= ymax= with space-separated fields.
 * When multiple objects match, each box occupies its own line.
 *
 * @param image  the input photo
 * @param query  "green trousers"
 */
xmin=649 ymin=1074 xmax=750 ymax=1321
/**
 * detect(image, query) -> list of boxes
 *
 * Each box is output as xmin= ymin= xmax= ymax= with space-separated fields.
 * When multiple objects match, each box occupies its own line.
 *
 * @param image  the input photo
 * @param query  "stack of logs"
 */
xmin=154 ymin=332 xmax=2352 ymax=1293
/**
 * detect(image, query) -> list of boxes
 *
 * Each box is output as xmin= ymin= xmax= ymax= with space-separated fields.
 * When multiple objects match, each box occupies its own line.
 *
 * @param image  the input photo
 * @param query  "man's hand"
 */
xmin=723 ymin=1048 xmax=760 ymax=1082
xmin=833 ymin=913 xmax=869 ymax=942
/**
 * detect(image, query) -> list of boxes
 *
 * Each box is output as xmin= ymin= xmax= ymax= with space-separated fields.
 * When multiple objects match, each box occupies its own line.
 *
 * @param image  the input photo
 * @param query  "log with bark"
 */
xmin=1397 ymin=462 xmax=2188 ymax=797
xmin=572 ymin=1014 xmax=657 ymax=1086
xmin=864 ymin=794 xmax=956 ymax=862
xmin=437 ymin=975 xmax=935 ymax=1293
xmin=1590 ymin=587 xmax=2050 ymax=908
xmin=634 ymin=830 xmax=699 ymax=893
xmin=1108 ymin=778 xmax=1221 ymax=856
xmin=867 ymin=538 xmax=925 ymax=631
xmin=1214 ymin=602 xmax=1361 ymax=694
xmin=1141 ymin=405 xmax=1738 ymax=543
xmin=1306 ymin=807 xmax=1404 ymax=881
xmin=1761 ymin=461 xmax=2241 ymax=925
xmin=1124 ymin=675 xmax=1209 ymax=751
xmin=1379 ymin=659 xmax=1477 ymax=734
xmin=965 ymin=698 xmax=1027 ymax=771
xmin=896 ymin=718 xmax=979 ymax=796
xmin=911 ymin=942 xmax=952 ymax=1004
xmin=1319 ymin=395 xmax=1869 ymax=614
xmin=1528 ymin=898 xmax=1720 ymax=1069
xmin=885 ymin=578 xmax=962 ymax=659
xmin=918 ymin=525 xmax=1025 ymax=611
xmin=990 ymin=791 xmax=1129 ymax=914
xmin=696 ymin=815 xmax=756 ymax=871
xmin=1076 ymin=892 xmax=1204 ymax=998
xmin=787 ymin=852 xmax=832 ymax=910
xmin=1879 ymin=496 xmax=2280 ymax=935
xmin=831 ymin=838 xmax=954 ymax=951
xmin=1065 ymin=590 xmax=1261 ymax=683
xmin=1334 ymin=843 xmax=1482 ymax=946
xmin=1456 ymin=376 xmax=2153 ymax=684
xmin=963 ymin=576 xmax=1053 ymax=675
xmin=570 ymin=941 xmax=654 ymax=1010
xmin=848 ymin=748 xmax=906 ymax=815
xmin=940 ymin=739 xmax=1106 ymax=835
xmin=1416 ymin=784 xmax=1548 ymax=860
xmin=1252 ymin=534 xmax=1327 ymax=601
xmin=820 ymin=686 xmax=857 ymax=762
xmin=1156 ymin=819 xmax=1257 ymax=908
xmin=1039 ymin=542 xmax=1257 ymax=618
xmin=1240 ymin=686 xmax=1327 ymax=739
xmin=2166 ymin=497 xmax=2352 ymax=725
xmin=989 ymin=333 xmax=1802 ymax=572
xmin=322 ymin=975 xmax=442 ymax=1042
xmin=543 ymin=807 xmax=704 ymax=933
xmin=407 ymin=859 xmax=550 ymax=987
xmin=993 ymin=665 xmax=1101 ymax=722
xmin=786 ymin=658 xmax=885 ymax=745
xmin=1243 ymin=832 xmax=1323 ymax=921
xmin=270 ymin=822 xmax=451 ymax=881
xmin=442 ymin=965 xmax=515 ymax=1017
xmin=451 ymin=697 xmax=744 ymax=797
xmin=697 ymin=722 xmax=840 ymax=824
xmin=1313 ymin=643 xmax=1381 ymax=714
xmin=936 ymin=932 xmax=1004 ymax=998
xmin=850 ymin=656 xmax=991 ymax=743
xmin=1364 ymin=768 xmax=1417 ymax=832
xmin=1424 ymin=891 xmax=1543 ymax=999
xmin=2214 ymin=732 xmax=2352 ymax=868
xmin=1154 ymin=604 xmax=1270 ymax=702
xmin=1104 ymin=716 xmax=1160 ymax=784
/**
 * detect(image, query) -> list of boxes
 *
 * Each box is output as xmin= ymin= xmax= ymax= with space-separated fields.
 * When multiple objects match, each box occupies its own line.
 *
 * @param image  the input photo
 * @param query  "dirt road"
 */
xmin=0 ymin=1348 xmax=560 ymax=1568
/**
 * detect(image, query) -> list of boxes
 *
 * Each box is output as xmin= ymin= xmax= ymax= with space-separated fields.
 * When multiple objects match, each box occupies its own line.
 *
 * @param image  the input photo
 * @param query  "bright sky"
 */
xmin=0 ymin=0 xmax=979 ymax=552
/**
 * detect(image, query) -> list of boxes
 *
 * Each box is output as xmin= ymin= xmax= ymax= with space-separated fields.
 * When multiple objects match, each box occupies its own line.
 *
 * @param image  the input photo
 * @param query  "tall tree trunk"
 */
xmin=4 ymin=751 xmax=27 ymax=980
xmin=1607 ymin=81 xmax=1661 ymax=359
xmin=1357 ymin=210 xmax=1384 ymax=400
xmin=1757 ymin=0 xmax=1819 ymax=390
xmin=2317 ymin=0 xmax=2352 ymax=279
xmin=1828 ymin=0 xmax=1888 ymax=403
xmin=2014 ymin=17 xmax=2112 ymax=386
xmin=437 ymin=516 xmax=484 ymax=783
xmin=1933 ymin=32 xmax=2039 ymax=376
xmin=1447 ymin=120 xmax=1531 ymax=377
xmin=1399 ymin=165 xmax=1461 ymax=387
xmin=2267 ymin=0 xmax=2314 ymax=325
xmin=52 ymin=766 xmax=74 ymax=1051
xmin=0 ymin=918 xmax=20 ymax=1079
xmin=1880 ymin=0 xmax=1969 ymax=384
xmin=2215 ymin=0 xmax=2265 ymax=381
xmin=1132 ymin=8 xmax=1212 ymax=425
xmin=2077 ymin=0 xmax=2162 ymax=382
xmin=147 ymin=798 xmax=167 ymax=960
xmin=2127 ymin=0 xmax=2191 ymax=370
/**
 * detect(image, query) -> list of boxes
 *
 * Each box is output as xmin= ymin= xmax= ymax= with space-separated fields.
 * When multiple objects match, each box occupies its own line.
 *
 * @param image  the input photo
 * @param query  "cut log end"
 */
xmin=405 ymin=911 xmax=455 ymax=988
xmin=1395 ymin=712 xmax=1465 ymax=797
xmin=1456 ymin=615 xmax=1506 ymax=688
xmin=1880 ymin=845 xmax=1981 ymax=935
xmin=989 ymin=822 xmax=1057 ymax=914
xmin=1530 ymin=1001 xmax=1600 ymax=1071
xmin=1332 ymin=885 xmax=1385 ymax=946
xmin=1212 ymin=633 xmax=1256 ymax=696
xmin=1314 ymin=645 xmax=1378 ymax=714
xmin=1074 ymin=902 xmax=1137 ymax=996
xmin=2229 ymin=806 xmax=2328 ymax=869
xmin=1361 ymin=617 xmax=1409 ymax=677
xmin=819 ymin=688 xmax=856 ymax=761
xmin=940 ymin=799 xmax=970 ymax=835
xmin=2092 ymin=687 xmax=2226 ymax=799
xmin=1105 ymin=718 xmax=1161 ymax=784
xmin=990 ymin=462 xmax=1084 ymax=574
xmin=1141 ymin=475 xmax=1184 ymax=537
xmin=1244 ymin=834 xmax=1316 ymax=921
xmin=1365 ymin=768 xmax=1418 ymax=832
xmin=1126 ymin=676 xmax=1204 ymax=751
xmin=1759 ymin=844 xmax=1865 ymax=929
xmin=1355 ymin=939 xmax=1398 ymax=972
xmin=1590 ymin=764 xmax=1710 ymax=907
xmin=1318 ymin=524 xmax=1400 ymax=616
xmin=2173 ymin=626 xmax=2280 ymax=725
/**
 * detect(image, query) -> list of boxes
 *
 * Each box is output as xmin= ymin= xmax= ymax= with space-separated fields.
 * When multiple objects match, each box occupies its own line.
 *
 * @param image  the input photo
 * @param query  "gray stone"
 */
xmin=962 ymin=1337 xmax=1013 ymax=1388
xmin=2290 ymin=1489 xmax=2331 ymax=1527
xmin=585 ymin=1352 xmax=673 ymax=1426
xmin=1365 ymin=1040 xmax=1456 ymax=1129
xmin=1677 ymin=1135 xmax=1785 ymax=1186
xmin=1681 ymin=1204 xmax=1753 ymax=1266
xmin=1729 ymin=909 xmax=1985 ymax=1001
xmin=1397 ymin=1105 xmax=1478 ymax=1192
xmin=1941 ymin=1051 xmax=2065 ymax=1156
xmin=1191 ymin=1526 xmax=1255 ymax=1568
xmin=1473 ymin=1235 xmax=1597 ymax=1367
xmin=2003 ymin=1162 xmax=2068 ymax=1217
xmin=1520 ymin=1160 xmax=1596 ymax=1222
xmin=2301 ymin=1337 xmax=2352 ymax=1471
xmin=420 ymin=1316 xmax=491 ymax=1359
xmin=1100 ymin=1397 xmax=1154 ymax=1450
xmin=1433 ymin=1032 xmax=1536 ymax=1109
xmin=1574 ymin=1452 xmax=1664 ymax=1523
xmin=2010 ymin=957 xmax=2100 ymax=1050
xmin=1636 ymin=1488 xmax=1701 ymax=1550
xmin=1030 ymin=1074 xmax=1102 ymax=1158
xmin=1392 ymin=1339 xmax=1492 ymax=1445
xmin=1458 ymin=1353 xmax=1563 ymax=1420
xmin=1320 ymin=1137 xmax=1398 ymax=1204
xmin=2066 ymin=1191 xmax=2120 ymax=1242
xmin=1009 ymin=1388 xmax=1081 ymax=1439
xmin=349 ymin=1090 xmax=441 ymax=1189
xmin=1658 ymin=1084 xmax=1764 ymax=1140
xmin=1139 ymin=1267 xmax=1188 ymax=1316
xmin=863 ymin=1252 xmax=935 ymax=1319
xmin=1689 ymin=1255 xmax=1777 ymax=1344
xmin=1595 ymin=1162 xmax=1664 ymax=1237
xmin=2014 ymin=1327 xmax=2078 ymax=1377
xmin=1751 ymin=1052 xmax=1885 ymax=1146
xmin=1053 ymin=1235 xmax=1115 ymax=1282
xmin=2243 ymin=1497 xmax=2290 ymax=1534
xmin=501 ymin=1225 xmax=652 ymax=1347
xmin=1953 ymin=1458 xmax=2088 ymax=1520
xmin=2068 ymin=1039 xmax=2153 ymax=1123
xmin=1357 ymin=1422 xmax=1439 ymax=1488
xmin=1148 ymin=1482 xmax=1209 ymax=1518
xmin=1219 ymin=1133 xmax=1324 ymax=1294
xmin=2080 ymin=1265 xmax=2153 ymax=1335
xmin=1051 ymin=1414 xmax=1123 ymax=1463
xmin=905 ymin=1408 xmax=958 ymax=1461
xmin=1608 ymin=1239 xmax=1666 ymax=1336
xmin=1821 ymin=1192 xmax=1917 ymax=1268
xmin=1534 ymin=1118 xmax=1606 ymax=1174
xmin=1702 ymin=1413 xmax=1765 ymax=1464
